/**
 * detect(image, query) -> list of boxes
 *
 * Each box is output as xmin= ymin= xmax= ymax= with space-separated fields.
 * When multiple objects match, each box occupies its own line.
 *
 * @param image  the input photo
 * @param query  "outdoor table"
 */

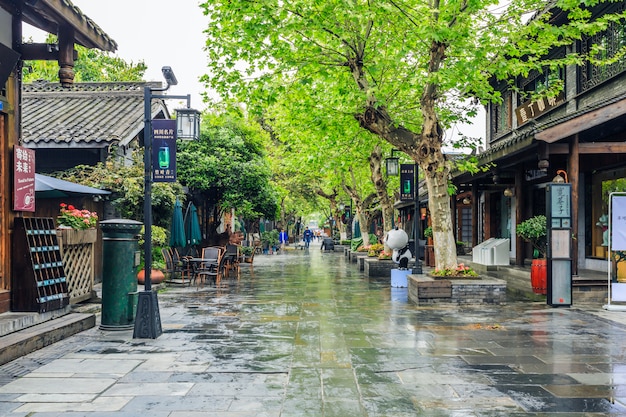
xmin=188 ymin=257 xmax=218 ymax=284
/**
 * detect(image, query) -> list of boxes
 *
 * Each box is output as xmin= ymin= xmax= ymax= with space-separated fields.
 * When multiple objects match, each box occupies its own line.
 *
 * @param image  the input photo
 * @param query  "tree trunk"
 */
xmin=355 ymin=209 xmax=370 ymax=246
xmin=369 ymin=145 xmax=394 ymax=235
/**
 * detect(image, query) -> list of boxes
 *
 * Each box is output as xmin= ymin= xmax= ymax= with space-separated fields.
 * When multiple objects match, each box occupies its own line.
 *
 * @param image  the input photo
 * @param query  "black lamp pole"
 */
xmin=413 ymin=165 xmax=422 ymax=274
xmin=134 ymin=67 xmax=193 ymax=339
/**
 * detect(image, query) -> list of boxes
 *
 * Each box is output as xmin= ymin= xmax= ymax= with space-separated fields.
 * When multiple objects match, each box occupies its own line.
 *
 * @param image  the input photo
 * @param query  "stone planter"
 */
xmin=409 ymin=275 xmax=506 ymax=305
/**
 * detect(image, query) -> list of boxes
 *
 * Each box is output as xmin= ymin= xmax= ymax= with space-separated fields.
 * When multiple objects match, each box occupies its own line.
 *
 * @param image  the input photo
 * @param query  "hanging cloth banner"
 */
xmin=152 ymin=119 xmax=177 ymax=182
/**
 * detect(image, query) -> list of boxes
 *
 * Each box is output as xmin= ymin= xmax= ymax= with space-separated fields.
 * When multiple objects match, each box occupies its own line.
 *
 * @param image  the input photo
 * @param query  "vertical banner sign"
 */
xmin=400 ymin=164 xmax=415 ymax=202
xmin=14 ymin=146 xmax=36 ymax=212
xmin=546 ymin=183 xmax=572 ymax=307
xmin=152 ymin=119 xmax=177 ymax=182
xmin=612 ymin=195 xmax=626 ymax=251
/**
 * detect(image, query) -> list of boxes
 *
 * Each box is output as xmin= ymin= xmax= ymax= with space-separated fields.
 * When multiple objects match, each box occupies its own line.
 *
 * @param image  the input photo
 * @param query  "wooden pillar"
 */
xmin=569 ymin=134 xmax=579 ymax=275
xmin=515 ymin=168 xmax=525 ymax=266
xmin=57 ymin=26 xmax=75 ymax=87
xmin=471 ymin=182 xmax=478 ymax=248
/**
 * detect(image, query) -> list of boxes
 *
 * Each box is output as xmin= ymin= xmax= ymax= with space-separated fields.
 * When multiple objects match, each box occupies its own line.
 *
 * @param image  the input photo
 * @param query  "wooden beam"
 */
xmin=20 ymin=43 xmax=78 ymax=61
xmin=535 ymin=98 xmax=626 ymax=143
xmin=544 ymin=143 xmax=626 ymax=154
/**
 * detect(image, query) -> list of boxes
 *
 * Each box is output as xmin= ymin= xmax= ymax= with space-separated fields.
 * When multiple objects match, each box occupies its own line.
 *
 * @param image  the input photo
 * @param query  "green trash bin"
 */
xmin=99 ymin=219 xmax=142 ymax=330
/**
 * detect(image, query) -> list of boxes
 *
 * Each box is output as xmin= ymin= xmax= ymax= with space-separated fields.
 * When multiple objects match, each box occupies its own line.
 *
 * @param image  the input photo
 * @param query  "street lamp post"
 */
xmin=134 ymin=67 xmax=200 ymax=339
xmin=385 ymin=151 xmax=422 ymax=274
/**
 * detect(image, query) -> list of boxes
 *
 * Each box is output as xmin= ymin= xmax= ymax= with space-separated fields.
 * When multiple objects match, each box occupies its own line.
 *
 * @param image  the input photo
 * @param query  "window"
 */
xmin=519 ymin=66 xmax=565 ymax=104
xmin=580 ymin=6 xmax=626 ymax=92
xmin=491 ymin=90 xmax=511 ymax=140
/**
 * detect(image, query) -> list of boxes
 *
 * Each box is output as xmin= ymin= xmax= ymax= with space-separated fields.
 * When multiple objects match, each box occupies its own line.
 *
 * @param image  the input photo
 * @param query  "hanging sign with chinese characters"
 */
xmin=152 ymin=119 xmax=177 ymax=182
xmin=514 ymin=91 xmax=565 ymax=126
xmin=14 ymin=145 xmax=36 ymax=212
xmin=400 ymin=164 xmax=415 ymax=202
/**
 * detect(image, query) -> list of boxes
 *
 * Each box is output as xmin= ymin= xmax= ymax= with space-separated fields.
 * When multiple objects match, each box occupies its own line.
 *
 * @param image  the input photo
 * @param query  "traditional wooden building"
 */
xmin=0 ymin=0 xmax=116 ymax=313
xmin=22 ymin=80 xmax=169 ymax=172
xmin=453 ymin=2 xmax=626 ymax=276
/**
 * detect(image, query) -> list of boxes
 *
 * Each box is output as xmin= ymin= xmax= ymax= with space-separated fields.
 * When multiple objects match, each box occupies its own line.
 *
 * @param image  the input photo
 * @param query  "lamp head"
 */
xmin=161 ymin=66 xmax=178 ymax=86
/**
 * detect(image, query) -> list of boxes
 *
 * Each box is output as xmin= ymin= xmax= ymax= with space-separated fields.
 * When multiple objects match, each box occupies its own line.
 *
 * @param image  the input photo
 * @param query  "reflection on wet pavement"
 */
xmin=1 ymin=244 xmax=626 ymax=416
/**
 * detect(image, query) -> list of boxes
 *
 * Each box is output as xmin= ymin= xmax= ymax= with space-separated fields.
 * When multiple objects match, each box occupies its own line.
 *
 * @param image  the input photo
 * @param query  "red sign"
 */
xmin=14 ymin=146 xmax=36 ymax=212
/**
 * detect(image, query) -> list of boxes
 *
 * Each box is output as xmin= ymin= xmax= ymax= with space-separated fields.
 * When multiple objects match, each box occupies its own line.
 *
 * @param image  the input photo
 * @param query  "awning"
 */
xmin=35 ymin=174 xmax=111 ymax=199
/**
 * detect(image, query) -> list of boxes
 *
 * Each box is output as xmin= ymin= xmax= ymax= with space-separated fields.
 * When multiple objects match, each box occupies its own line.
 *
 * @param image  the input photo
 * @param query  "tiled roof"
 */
xmin=22 ymin=81 xmax=169 ymax=148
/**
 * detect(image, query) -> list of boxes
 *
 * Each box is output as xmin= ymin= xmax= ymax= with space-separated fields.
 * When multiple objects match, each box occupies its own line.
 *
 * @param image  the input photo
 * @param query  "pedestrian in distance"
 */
xmin=279 ymin=228 xmax=288 ymax=251
xmin=303 ymin=226 xmax=313 ymax=248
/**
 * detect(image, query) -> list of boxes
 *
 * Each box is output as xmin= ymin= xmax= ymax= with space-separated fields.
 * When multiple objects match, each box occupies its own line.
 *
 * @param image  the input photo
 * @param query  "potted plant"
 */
xmin=516 ymin=215 xmax=547 ymax=294
xmin=137 ymin=225 xmax=168 ymax=284
xmin=261 ymin=230 xmax=279 ymax=254
xmin=424 ymin=226 xmax=433 ymax=243
xmin=240 ymin=245 xmax=255 ymax=263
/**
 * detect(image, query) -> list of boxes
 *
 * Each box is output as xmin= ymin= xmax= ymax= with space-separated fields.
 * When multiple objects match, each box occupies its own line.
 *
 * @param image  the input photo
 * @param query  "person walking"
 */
xmin=303 ymin=226 xmax=313 ymax=248
xmin=278 ymin=228 xmax=288 ymax=251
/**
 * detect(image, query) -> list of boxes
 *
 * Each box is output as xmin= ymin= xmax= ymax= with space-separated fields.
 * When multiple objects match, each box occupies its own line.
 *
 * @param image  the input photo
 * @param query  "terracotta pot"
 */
xmin=530 ymin=259 xmax=547 ymax=295
xmin=137 ymin=269 xmax=165 ymax=285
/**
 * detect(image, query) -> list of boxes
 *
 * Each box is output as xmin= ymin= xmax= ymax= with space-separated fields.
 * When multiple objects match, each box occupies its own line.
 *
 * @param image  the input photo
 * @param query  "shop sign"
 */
xmin=14 ymin=146 xmax=35 ymax=212
xmin=515 ymin=91 xmax=564 ymax=126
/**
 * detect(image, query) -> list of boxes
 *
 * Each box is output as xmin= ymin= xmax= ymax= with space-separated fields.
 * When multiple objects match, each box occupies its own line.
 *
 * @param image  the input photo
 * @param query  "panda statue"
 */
xmin=384 ymin=227 xmax=412 ymax=270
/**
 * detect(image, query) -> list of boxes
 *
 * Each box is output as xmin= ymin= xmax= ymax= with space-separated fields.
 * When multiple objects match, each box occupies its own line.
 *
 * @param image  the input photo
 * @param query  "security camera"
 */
xmin=161 ymin=66 xmax=178 ymax=86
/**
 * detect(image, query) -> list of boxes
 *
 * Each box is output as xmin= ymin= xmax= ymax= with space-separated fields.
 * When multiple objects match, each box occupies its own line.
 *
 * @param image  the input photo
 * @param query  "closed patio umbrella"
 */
xmin=184 ymin=202 xmax=202 ymax=247
xmin=169 ymin=199 xmax=186 ymax=248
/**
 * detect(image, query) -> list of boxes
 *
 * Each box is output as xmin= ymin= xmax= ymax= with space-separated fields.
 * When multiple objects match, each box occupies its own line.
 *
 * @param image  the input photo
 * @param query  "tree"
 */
xmin=55 ymin=150 xmax=185 ymax=228
xmin=176 ymin=113 xmax=278 ymax=237
xmin=200 ymin=0 xmax=625 ymax=270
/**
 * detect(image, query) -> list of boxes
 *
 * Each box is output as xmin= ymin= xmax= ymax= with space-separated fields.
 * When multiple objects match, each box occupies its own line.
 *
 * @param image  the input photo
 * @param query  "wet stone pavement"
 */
xmin=2 ymin=241 xmax=626 ymax=415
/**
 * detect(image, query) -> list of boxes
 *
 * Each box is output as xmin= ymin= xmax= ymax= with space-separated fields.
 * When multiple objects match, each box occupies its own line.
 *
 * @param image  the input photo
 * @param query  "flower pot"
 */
xmin=137 ymin=269 xmax=165 ymax=285
xmin=530 ymin=259 xmax=547 ymax=295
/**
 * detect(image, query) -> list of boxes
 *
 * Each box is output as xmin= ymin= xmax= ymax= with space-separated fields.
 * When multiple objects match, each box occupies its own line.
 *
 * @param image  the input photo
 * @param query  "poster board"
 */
xmin=605 ymin=193 xmax=626 ymax=309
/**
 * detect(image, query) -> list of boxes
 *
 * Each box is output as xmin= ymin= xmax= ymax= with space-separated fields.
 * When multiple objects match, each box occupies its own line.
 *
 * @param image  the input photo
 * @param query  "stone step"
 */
xmin=0 ymin=312 xmax=95 ymax=366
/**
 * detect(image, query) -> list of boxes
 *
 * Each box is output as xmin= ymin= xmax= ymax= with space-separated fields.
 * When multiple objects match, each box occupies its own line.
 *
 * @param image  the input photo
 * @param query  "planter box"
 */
xmin=57 ymin=228 xmax=97 ymax=245
xmin=408 ymin=275 xmax=506 ymax=305
xmin=364 ymin=258 xmax=403 ymax=277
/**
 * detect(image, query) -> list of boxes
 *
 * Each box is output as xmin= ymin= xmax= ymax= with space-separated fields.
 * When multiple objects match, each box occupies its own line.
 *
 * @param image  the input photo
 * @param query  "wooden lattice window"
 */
xmin=580 ymin=11 xmax=626 ymax=92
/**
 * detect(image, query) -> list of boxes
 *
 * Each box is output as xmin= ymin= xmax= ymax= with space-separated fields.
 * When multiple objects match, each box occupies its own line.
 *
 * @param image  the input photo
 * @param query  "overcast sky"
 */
xmin=25 ymin=0 xmax=208 ymax=110
xmin=23 ymin=0 xmax=485 ymax=144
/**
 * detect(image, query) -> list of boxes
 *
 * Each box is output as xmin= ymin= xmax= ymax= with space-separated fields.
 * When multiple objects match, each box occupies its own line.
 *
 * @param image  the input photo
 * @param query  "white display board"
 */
xmin=604 ymin=193 xmax=626 ymax=311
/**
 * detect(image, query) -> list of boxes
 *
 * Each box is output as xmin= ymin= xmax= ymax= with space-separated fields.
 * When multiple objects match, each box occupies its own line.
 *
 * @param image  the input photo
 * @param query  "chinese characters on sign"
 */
xmin=14 ymin=146 xmax=36 ymax=212
xmin=550 ymin=184 xmax=571 ymax=228
xmin=400 ymin=164 xmax=415 ymax=202
xmin=152 ymin=119 xmax=177 ymax=182
xmin=514 ymin=92 xmax=565 ymax=126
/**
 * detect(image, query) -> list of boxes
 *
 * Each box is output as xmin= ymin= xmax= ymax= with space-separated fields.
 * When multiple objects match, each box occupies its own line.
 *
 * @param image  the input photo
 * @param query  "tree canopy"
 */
xmin=177 ymin=113 xmax=278 ymax=222
xmin=200 ymin=0 xmax=626 ymax=269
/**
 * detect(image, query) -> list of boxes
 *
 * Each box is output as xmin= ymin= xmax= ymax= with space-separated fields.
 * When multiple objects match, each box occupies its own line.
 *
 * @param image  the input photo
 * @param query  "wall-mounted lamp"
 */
xmin=552 ymin=169 xmax=568 ymax=183
xmin=420 ymin=207 xmax=427 ymax=219
xmin=462 ymin=197 xmax=471 ymax=205
xmin=385 ymin=149 xmax=401 ymax=176
xmin=492 ymin=173 xmax=500 ymax=184
xmin=538 ymin=159 xmax=549 ymax=171
xmin=503 ymin=188 xmax=514 ymax=197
